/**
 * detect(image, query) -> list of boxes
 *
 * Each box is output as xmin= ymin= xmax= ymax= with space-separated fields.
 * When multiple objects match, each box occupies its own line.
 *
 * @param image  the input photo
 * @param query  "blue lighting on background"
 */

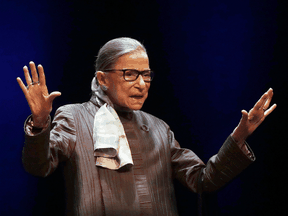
xmin=1 ymin=0 xmax=284 ymax=215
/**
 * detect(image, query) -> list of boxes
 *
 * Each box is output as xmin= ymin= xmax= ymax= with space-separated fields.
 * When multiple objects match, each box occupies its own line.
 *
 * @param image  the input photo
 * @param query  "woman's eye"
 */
xmin=125 ymin=72 xmax=133 ymax=77
xmin=143 ymin=73 xmax=150 ymax=77
xmin=126 ymin=70 xmax=137 ymax=76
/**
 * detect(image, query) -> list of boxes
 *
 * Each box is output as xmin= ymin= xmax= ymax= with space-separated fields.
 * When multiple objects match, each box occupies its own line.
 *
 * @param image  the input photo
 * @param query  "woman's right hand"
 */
xmin=16 ymin=61 xmax=61 ymax=127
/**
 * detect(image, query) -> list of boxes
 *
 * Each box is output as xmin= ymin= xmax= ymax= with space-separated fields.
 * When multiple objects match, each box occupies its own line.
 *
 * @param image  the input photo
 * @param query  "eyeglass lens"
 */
xmin=124 ymin=70 xmax=153 ymax=82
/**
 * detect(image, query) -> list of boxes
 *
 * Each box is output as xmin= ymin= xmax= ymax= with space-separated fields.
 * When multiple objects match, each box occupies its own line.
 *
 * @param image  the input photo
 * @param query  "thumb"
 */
xmin=239 ymin=110 xmax=248 ymax=125
xmin=48 ymin=91 xmax=61 ymax=103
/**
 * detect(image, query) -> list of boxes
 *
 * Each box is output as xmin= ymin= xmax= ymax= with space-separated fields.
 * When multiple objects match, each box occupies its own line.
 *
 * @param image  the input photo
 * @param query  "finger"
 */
xmin=16 ymin=77 xmax=29 ymax=98
xmin=29 ymin=61 xmax=39 ymax=83
xmin=263 ymin=88 xmax=273 ymax=110
xmin=48 ymin=91 xmax=61 ymax=103
xmin=23 ymin=65 xmax=32 ymax=85
xmin=38 ymin=64 xmax=46 ymax=86
xmin=240 ymin=110 xmax=249 ymax=124
xmin=264 ymin=103 xmax=277 ymax=117
xmin=254 ymin=92 xmax=268 ymax=110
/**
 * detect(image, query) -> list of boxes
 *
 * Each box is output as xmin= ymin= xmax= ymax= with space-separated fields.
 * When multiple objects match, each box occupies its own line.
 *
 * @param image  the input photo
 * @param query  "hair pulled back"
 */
xmin=95 ymin=37 xmax=146 ymax=72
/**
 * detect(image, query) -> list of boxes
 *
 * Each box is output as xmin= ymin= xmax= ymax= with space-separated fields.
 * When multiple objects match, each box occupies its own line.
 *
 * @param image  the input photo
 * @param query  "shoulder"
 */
xmin=53 ymin=103 xmax=86 ymax=121
xmin=55 ymin=102 xmax=88 ymax=114
xmin=54 ymin=101 xmax=98 ymax=123
xmin=55 ymin=104 xmax=78 ymax=114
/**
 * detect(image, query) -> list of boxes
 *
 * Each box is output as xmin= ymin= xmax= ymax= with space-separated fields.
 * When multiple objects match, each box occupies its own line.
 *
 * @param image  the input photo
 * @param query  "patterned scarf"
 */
xmin=91 ymin=77 xmax=133 ymax=170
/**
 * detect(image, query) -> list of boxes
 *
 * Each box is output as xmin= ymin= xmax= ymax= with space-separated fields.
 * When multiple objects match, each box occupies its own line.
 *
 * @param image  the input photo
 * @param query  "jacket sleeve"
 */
xmin=170 ymin=129 xmax=255 ymax=193
xmin=22 ymin=105 xmax=77 ymax=177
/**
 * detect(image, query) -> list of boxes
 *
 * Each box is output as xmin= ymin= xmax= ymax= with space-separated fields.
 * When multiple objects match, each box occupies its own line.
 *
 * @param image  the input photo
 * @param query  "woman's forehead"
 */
xmin=115 ymin=51 xmax=150 ymax=69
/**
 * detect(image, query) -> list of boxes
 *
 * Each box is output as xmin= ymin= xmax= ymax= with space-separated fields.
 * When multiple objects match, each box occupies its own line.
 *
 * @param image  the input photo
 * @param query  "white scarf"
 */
xmin=91 ymin=77 xmax=134 ymax=170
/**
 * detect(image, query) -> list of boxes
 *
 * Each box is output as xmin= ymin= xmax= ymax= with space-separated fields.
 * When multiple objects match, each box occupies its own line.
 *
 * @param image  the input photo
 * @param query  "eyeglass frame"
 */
xmin=102 ymin=69 xmax=154 ymax=82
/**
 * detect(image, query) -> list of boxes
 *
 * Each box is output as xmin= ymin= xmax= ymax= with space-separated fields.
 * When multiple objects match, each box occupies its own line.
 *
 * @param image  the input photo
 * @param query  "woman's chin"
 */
xmin=126 ymin=103 xmax=143 ymax=111
xmin=117 ymin=104 xmax=144 ymax=111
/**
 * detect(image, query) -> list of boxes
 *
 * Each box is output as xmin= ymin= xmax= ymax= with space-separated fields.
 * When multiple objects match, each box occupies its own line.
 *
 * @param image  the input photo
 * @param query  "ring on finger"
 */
xmin=26 ymin=81 xmax=40 ymax=89
xmin=32 ymin=81 xmax=40 ymax=85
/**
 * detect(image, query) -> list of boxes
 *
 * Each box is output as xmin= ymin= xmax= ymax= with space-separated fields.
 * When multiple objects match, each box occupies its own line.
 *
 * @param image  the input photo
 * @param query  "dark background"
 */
xmin=1 ymin=0 xmax=287 ymax=215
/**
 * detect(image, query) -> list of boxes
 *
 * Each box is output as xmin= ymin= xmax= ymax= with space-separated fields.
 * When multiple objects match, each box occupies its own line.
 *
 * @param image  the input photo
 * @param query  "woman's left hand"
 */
xmin=232 ymin=88 xmax=277 ymax=143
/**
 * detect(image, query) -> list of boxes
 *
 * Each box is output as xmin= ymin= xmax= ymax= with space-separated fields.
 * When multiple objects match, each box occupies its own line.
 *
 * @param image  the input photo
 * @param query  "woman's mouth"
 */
xmin=130 ymin=95 xmax=144 ymax=99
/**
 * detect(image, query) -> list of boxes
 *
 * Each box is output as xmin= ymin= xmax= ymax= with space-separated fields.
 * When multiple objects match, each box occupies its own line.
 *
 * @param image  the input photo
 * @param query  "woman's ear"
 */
xmin=96 ymin=71 xmax=109 ymax=91
xmin=97 ymin=71 xmax=107 ymax=85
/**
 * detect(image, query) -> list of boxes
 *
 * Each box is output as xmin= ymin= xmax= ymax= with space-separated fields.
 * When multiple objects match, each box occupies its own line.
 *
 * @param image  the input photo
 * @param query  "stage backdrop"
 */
xmin=1 ymin=0 xmax=287 ymax=215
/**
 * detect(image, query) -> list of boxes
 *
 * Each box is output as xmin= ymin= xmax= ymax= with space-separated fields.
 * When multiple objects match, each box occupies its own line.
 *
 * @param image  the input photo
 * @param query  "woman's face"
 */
xmin=105 ymin=50 xmax=151 ymax=111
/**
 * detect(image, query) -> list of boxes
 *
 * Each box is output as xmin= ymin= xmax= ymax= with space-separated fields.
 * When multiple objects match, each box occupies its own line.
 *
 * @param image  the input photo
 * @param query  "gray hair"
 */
xmin=95 ymin=37 xmax=147 ymax=72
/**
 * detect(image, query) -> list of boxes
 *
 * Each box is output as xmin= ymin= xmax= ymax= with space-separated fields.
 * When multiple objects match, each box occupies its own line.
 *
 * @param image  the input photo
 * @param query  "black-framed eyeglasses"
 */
xmin=103 ymin=69 xmax=154 ymax=82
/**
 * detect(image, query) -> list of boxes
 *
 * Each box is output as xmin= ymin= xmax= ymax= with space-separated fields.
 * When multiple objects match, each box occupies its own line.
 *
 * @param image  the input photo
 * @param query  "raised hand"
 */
xmin=232 ymin=88 xmax=277 ymax=143
xmin=16 ymin=61 xmax=61 ymax=127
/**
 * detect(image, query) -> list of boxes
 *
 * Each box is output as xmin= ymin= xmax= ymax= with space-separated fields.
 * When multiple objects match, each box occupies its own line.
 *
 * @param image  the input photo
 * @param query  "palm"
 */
xmin=16 ymin=61 xmax=61 ymax=126
xmin=232 ymin=88 xmax=277 ymax=143
xmin=245 ymin=106 xmax=266 ymax=134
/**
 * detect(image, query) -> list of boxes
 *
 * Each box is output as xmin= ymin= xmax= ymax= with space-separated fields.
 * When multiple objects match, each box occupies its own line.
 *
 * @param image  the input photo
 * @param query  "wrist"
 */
xmin=231 ymin=127 xmax=247 ymax=144
xmin=31 ymin=115 xmax=49 ymax=128
xmin=231 ymin=133 xmax=245 ymax=144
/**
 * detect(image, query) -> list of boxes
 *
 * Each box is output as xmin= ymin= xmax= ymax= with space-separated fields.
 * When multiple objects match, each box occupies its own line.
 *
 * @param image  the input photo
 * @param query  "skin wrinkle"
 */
xmin=97 ymin=50 xmax=151 ymax=111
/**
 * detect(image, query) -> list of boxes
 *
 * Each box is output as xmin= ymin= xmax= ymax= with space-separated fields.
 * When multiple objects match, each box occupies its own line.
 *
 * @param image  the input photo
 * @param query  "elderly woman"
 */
xmin=17 ymin=37 xmax=276 ymax=216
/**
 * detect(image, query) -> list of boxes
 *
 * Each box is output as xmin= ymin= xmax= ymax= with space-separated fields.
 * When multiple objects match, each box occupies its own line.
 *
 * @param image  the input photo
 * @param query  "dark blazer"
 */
xmin=22 ymin=96 xmax=255 ymax=216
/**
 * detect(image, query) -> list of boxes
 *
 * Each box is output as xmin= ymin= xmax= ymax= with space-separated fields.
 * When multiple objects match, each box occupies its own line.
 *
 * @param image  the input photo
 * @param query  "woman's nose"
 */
xmin=136 ymin=74 xmax=146 ymax=89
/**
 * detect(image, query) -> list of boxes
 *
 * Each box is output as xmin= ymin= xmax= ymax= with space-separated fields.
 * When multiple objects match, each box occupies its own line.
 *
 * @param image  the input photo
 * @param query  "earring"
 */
xmin=102 ymin=85 xmax=108 ymax=91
